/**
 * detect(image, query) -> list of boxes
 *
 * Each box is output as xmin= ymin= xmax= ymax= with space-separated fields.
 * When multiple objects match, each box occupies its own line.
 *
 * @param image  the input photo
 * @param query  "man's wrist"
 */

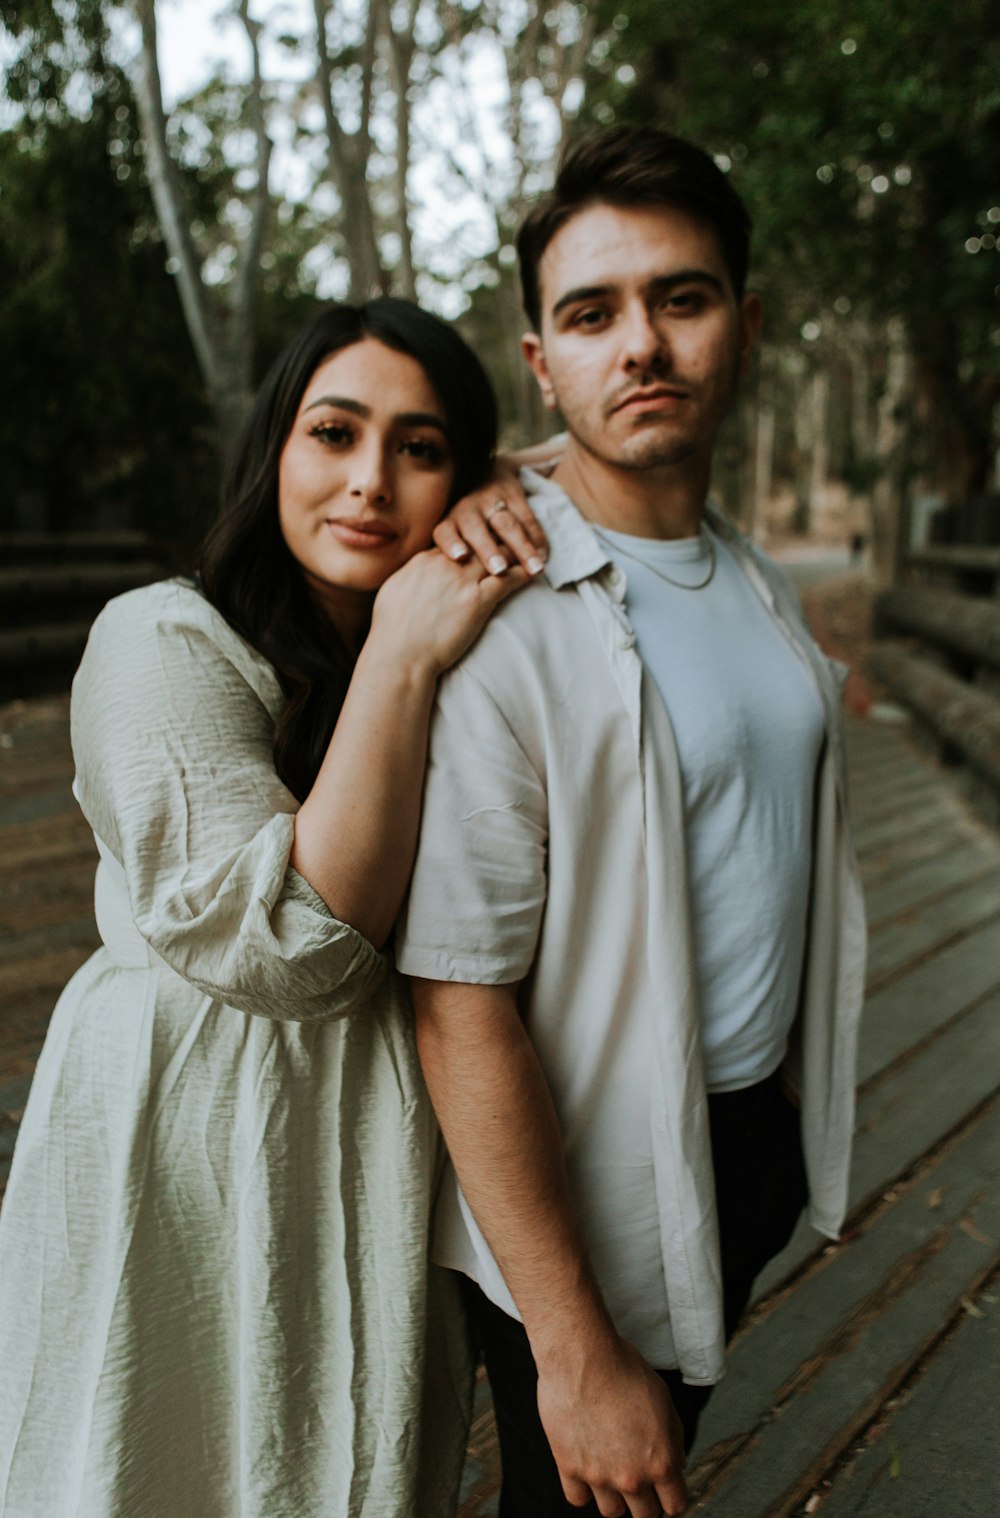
xmin=524 ymin=1286 xmax=621 ymax=1377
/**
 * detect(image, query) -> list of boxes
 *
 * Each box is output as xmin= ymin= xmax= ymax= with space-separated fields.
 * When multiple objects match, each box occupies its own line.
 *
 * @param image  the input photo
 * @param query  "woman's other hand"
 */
xmin=434 ymin=458 xmax=549 ymax=578
xmin=371 ymin=547 xmax=529 ymax=680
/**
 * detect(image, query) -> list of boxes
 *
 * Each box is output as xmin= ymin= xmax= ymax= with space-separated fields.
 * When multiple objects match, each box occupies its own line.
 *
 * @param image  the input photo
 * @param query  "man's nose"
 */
xmin=349 ymin=441 xmax=391 ymax=504
xmin=620 ymin=301 xmax=668 ymax=370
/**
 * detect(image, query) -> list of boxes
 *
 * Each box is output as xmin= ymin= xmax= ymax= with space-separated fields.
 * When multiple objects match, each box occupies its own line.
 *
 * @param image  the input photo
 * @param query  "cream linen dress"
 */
xmin=0 ymin=580 xmax=470 ymax=1518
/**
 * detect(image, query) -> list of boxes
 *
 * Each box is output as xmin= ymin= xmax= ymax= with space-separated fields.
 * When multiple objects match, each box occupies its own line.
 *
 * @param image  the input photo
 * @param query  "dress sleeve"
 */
xmin=71 ymin=583 xmax=386 ymax=1022
xmin=395 ymin=660 xmax=548 ymax=984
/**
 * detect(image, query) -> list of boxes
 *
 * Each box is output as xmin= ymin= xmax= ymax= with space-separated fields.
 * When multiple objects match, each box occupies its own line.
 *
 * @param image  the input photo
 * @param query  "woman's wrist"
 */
xmin=354 ymin=626 xmax=444 ymax=693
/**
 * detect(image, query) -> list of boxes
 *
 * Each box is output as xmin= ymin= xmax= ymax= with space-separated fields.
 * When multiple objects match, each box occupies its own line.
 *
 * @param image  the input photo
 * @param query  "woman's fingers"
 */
xmin=434 ymin=478 xmax=550 ymax=575
xmin=487 ymin=498 xmax=548 ymax=574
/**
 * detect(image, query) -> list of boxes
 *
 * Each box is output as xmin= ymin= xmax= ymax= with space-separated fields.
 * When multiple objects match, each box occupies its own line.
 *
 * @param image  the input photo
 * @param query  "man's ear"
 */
xmin=738 ymin=293 xmax=763 ymax=376
xmin=522 ymin=332 xmax=559 ymax=410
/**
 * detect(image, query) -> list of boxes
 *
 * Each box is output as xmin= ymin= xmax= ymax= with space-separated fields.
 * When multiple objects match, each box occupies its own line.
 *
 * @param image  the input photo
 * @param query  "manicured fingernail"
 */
xmin=449 ymin=543 xmax=469 ymax=560
xmin=488 ymin=555 xmax=508 ymax=575
xmin=527 ymin=556 xmax=545 ymax=575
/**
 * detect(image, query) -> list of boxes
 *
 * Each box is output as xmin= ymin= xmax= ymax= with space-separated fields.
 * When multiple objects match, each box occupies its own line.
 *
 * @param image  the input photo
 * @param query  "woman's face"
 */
xmin=278 ymin=337 xmax=456 ymax=609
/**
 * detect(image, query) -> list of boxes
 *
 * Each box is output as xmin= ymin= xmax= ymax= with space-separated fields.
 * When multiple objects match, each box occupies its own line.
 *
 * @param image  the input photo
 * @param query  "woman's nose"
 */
xmin=349 ymin=444 xmax=391 ymax=504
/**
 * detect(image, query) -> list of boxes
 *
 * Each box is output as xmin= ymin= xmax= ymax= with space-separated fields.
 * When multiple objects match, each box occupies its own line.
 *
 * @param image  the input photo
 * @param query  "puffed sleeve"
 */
xmin=70 ymin=581 xmax=386 ymax=1021
xmin=395 ymin=660 xmax=548 ymax=984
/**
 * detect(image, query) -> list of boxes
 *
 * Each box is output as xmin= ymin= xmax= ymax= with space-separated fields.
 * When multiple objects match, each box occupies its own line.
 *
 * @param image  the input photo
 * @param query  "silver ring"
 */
xmin=485 ymin=499 xmax=510 ymax=522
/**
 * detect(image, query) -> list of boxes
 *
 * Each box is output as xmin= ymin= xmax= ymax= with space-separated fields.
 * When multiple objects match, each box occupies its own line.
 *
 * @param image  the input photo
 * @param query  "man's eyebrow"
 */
xmin=550 ymin=268 xmax=726 ymax=319
xmin=303 ymin=395 xmax=448 ymax=431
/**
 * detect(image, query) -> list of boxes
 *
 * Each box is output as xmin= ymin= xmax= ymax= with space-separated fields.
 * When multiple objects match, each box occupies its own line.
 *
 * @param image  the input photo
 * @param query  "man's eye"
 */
xmin=662 ymin=291 xmax=705 ymax=314
xmin=310 ymin=421 xmax=354 ymax=447
xmin=568 ymin=307 xmax=610 ymax=331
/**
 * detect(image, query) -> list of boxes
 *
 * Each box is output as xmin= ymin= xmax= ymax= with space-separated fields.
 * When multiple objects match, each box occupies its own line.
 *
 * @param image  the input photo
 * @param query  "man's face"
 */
xmin=523 ymin=202 xmax=761 ymax=475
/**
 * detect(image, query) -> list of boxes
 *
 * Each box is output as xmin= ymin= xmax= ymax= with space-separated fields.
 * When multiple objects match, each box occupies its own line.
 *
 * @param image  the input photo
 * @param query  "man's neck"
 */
xmin=550 ymin=436 xmax=709 ymax=541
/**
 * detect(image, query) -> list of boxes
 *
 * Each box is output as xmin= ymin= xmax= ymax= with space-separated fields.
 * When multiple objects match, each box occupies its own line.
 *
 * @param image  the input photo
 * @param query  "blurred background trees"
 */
xmin=1 ymin=0 xmax=997 ymax=565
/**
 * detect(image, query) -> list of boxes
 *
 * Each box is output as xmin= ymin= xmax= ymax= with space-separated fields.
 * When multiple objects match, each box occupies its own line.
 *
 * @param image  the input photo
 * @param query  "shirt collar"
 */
xmin=520 ymin=468 xmax=611 ymax=589
xmin=521 ymin=466 xmax=742 ymax=590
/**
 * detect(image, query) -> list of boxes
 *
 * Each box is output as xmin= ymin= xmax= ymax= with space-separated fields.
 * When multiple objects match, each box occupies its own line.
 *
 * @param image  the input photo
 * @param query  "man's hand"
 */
xmin=536 ymin=1335 xmax=690 ymax=1517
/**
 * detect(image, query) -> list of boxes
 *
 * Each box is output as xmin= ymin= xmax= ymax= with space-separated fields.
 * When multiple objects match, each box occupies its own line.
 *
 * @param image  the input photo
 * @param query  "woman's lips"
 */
xmin=325 ymin=517 xmax=399 ymax=550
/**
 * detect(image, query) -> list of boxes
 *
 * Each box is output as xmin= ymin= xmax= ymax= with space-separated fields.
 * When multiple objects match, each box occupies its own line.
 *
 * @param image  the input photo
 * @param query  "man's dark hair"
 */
xmin=517 ymin=125 xmax=753 ymax=329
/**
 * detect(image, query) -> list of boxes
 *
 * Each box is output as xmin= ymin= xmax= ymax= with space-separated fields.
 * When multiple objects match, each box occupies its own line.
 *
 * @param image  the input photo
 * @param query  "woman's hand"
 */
xmin=370 ymin=546 xmax=529 ymax=680
xmin=434 ymin=458 xmax=549 ymax=578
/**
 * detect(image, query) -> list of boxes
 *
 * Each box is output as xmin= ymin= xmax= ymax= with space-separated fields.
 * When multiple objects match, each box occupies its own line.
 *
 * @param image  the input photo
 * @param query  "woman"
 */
xmin=0 ymin=298 xmax=546 ymax=1518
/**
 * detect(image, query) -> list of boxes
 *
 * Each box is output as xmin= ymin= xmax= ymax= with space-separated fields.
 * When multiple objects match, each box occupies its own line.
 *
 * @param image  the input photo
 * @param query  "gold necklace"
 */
xmin=594 ymin=525 xmax=717 ymax=591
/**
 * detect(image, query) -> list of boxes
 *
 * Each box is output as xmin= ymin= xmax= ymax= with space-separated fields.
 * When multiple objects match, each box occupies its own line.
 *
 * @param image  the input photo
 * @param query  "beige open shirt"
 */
xmin=397 ymin=472 xmax=867 ymax=1384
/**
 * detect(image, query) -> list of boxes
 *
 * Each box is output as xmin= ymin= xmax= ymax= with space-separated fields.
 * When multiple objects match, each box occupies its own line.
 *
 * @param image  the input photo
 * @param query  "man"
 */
xmin=396 ymin=126 xmax=866 ymax=1518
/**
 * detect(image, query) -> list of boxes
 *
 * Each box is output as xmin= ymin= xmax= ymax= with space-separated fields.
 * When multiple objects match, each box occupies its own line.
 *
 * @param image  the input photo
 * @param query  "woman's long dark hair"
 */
xmin=200 ymin=298 xmax=498 ymax=801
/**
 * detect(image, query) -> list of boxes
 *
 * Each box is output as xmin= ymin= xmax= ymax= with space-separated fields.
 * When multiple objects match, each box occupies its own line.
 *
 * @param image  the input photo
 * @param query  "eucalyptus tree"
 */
xmin=587 ymin=0 xmax=1000 ymax=558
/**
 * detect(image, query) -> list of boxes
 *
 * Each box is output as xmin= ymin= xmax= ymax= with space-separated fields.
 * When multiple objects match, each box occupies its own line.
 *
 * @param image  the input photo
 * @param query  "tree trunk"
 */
xmin=808 ymin=366 xmax=830 ymax=527
xmin=751 ymin=377 xmax=775 ymax=542
xmin=871 ymin=316 xmax=911 ymax=584
xmin=131 ymin=0 xmax=266 ymax=455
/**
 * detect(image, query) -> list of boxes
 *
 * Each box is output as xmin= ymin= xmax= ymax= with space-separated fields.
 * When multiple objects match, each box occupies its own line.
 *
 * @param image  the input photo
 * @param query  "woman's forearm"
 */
xmin=290 ymin=638 xmax=437 ymax=947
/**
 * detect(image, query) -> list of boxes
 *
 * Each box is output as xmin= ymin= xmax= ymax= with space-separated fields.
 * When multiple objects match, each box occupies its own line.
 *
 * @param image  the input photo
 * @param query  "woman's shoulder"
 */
xmin=83 ymin=577 xmax=284 ymax=710
xmin=94 ymin=575 xmax=229 ymax=636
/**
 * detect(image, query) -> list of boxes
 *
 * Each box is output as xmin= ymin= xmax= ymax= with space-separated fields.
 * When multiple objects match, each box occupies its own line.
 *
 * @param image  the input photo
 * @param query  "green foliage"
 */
xmin=0 ymin=2 xmax=328 ymax=545
xmin=0 ymin=97 xmax=217 ymax=544
xmin=586 ymin=0 xmax=1000 ymax=488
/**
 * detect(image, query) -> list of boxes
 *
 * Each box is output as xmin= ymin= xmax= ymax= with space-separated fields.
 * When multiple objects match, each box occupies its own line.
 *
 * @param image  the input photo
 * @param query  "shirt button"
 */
xmin=607 ymin=567 xmax=622 ymax=586
xmin=619 ymin=632 xmax=635 ymax=649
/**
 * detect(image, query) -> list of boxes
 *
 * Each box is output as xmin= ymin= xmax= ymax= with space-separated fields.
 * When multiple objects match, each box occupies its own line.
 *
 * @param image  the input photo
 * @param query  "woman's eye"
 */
xmin=310 ymin=421 xmax=354 ymax=447
xmin=400 ymin=437 xmax=445 ymax=464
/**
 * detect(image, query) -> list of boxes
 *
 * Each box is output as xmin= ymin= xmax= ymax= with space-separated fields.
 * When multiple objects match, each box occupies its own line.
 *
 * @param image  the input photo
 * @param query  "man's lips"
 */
xmin=612 ymin=387 xmax=689 ymax=415
xmin=325 ymin=516 xmax=399 ymax=549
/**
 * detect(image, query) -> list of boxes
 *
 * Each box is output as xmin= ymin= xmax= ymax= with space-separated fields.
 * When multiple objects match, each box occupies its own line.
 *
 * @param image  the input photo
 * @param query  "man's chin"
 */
xmin=613 ymin=437 xmax=702 ymax=472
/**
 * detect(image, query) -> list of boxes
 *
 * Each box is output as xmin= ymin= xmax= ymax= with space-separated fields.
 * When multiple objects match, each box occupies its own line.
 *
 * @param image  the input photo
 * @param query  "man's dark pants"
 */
xmin=464 ymin=1068 xmax=809 ymax=1517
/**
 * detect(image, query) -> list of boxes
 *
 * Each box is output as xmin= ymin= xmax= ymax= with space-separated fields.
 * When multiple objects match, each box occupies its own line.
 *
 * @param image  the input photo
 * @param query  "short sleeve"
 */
xmin=71 ymin=582 xmax=386 ymax=1021
xmin=395 ymin=662 xmax=548 ymax=984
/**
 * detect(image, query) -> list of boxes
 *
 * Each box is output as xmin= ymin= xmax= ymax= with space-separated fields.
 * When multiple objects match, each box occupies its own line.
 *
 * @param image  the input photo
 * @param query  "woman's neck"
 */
xmin=303 ymin=574 xmax=374 ymax=657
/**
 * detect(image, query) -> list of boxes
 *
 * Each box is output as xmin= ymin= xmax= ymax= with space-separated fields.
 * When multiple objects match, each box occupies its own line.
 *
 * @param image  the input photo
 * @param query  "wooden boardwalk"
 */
xmin=2 ymin=693 xmax=999 ymax=1515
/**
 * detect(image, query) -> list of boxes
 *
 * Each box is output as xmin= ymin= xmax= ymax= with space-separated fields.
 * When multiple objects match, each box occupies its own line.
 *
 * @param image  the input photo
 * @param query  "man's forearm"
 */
xmin=410 ymin=978 xmax=613 ymax=1366
xmin=410 ymin=976 xmax=691 ymax=1514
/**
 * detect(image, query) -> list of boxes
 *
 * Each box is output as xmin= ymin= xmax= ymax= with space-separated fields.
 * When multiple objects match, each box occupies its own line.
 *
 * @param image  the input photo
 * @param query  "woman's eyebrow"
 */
xmin=304 ymin=395 xmax=370 ymax=416
xmin=303 ymin=395 xmax=447 ymax=432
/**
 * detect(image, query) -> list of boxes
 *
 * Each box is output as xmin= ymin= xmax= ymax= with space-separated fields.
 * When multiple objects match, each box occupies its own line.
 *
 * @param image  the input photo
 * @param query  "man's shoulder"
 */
xmin=458 ymin=565 xmax=576 ymax=671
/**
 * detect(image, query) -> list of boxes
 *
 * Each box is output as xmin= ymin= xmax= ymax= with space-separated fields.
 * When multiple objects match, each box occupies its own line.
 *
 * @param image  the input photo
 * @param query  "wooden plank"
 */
xmin=0 ymin=921 xmax=100 ymax=972
xmin=817 ymin=1285 xmax=1000 ymax=1515
xmin=754 ymin=989 xmax=1000 ymax=1295
xmin=0 ymin=531 xmax=157 ymax=563
xmin=864 ymin=837 xmax=1000 ymax=928
xmin=868 ymin=642 xmax=1000 ymax=795
xmin=852 ymin=792 xmax=964 ymax=856
xmin=878 ymin=584 xmax=1000 ymax=671
xmin=849 ymin=756 xmax=944 ymax=800
xmin=0 ymin=621 xmax=92 ymax=665
xmin=905 ymin=546 xmax=1000 ymax=577
xmin=858 ymin=916 xmax=1000 ymax=1083
xmin=1 ymin=788 xmax=82 ymax=827
xmin=859 ymin=814 xmax=988 ymax=887
xmin=865 ymin=870 xmax=1000 ymax=989
xmin=690 ymin=1101 xmax=1000 ymax=1515
xmin=0 ymin=862 xmax=101 ymax=935
xmin=849 ymin=775 xmax=950 ymax=831
xmin=0 ymin=809 xmax=95 ymax=857
xmin=0 ymin=561 xmax=162 ymax=606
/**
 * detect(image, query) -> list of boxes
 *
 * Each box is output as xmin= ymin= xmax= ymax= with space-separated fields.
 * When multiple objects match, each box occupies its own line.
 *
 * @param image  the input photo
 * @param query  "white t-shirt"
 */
xmin=594 ymin=522 xmax=825 ymax=1091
